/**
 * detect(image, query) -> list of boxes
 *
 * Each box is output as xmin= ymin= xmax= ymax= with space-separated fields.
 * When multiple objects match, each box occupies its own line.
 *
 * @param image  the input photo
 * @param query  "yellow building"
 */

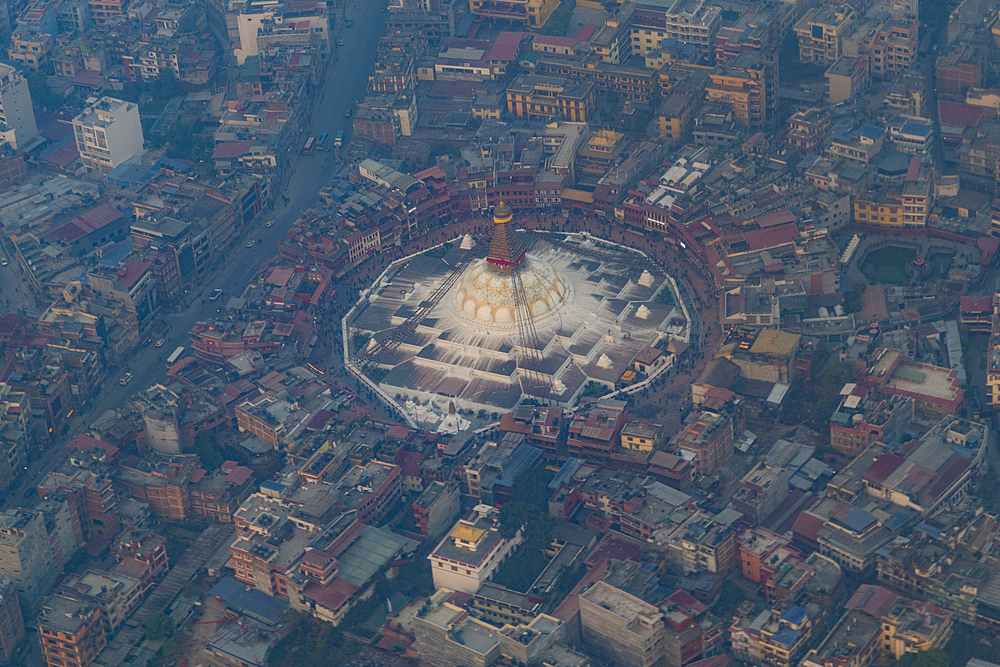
xmin=794 ymin=6 xmax=855 ymax=66
xmin=706 ymin=53 xmax=777 ymax=128
xmin=621 ymin=420 xmax=663 ymax=451
xmin=656 ymin=89 xmax=700 ymax=141
xmin=630 ymin=0 xmax=722 ymax=56
xmin=7 ymin=32 xmax=52 ymax=72
xmin=506 ymin=74 xmax=595 ymax=122
xmin=469 ymin=0 xmax=560 ymax=29
xmin=854 ymin=191 xmax=907 ymax=228
xmin=472 ymin=91 xmax=504 ymax=120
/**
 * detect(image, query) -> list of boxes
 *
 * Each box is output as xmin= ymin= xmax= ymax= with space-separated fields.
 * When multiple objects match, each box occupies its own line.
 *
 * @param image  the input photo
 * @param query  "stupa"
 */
xmin=347 ymin=202 xmax=690 ymax=416
xmin=452 ymin=201 xmax=569 ymax=331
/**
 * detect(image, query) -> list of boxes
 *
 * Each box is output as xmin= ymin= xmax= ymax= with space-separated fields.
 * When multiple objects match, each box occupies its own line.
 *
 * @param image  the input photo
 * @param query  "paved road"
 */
xmin=4 ymin=2 xmax=389 ymax=507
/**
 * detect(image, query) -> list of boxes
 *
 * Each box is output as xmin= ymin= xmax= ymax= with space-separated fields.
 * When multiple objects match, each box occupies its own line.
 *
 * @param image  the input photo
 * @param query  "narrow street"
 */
xmin=5 ymin=2 xmax=389 ymax=509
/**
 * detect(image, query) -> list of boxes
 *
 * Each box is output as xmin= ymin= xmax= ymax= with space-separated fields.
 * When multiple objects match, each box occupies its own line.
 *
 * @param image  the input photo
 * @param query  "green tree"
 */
xmin=27 ymin=73 xmax=60 ymax=111
xmin=161 ymin=638 xmax=178 ymax=658
xmin=268 ymin=612 xmax=358 ymax=667
xmin=498 ymin=500 xmax=553 ymax=551
xmin=818 ymin=361 xmax=857 ymax=394
xmin=537 ymin=4 xmax=572 ymax=36
xmin=712 ymin=581 xmax=745 ymax=617
xmin=151 ymin=70 xmax=183 ymax=101
xmin=913 ymin=649 xmax=950 ymax=667
xmin=193 ymin=431 xmax=225 ymax=471
xmin=510 ymin=467 xmax=553 ymax=512
xmin=145 ymin=613 xmax=172 ymax=641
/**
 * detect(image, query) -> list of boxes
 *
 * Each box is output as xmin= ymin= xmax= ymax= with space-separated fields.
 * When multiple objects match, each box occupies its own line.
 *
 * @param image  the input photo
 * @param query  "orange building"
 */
xmin=39 ymin=596 xmax=107 ymax=667
xmin=738 ymin=527 xmax=800 ymax=586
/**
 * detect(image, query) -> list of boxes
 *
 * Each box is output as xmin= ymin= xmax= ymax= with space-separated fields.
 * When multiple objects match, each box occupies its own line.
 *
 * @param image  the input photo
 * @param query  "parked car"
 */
xmin=209 ymin=288 xmax=224 ymax=301
xmin=119 ymin=373 xmax=133 ymax=386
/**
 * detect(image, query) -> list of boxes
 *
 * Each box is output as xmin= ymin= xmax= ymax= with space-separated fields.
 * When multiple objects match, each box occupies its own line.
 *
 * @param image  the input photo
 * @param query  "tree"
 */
xmin=27 ymin=73 xmax=60 ymax=112
xmin=268 ymin=612 xmax=357 ymax=667
xmin=498 ymin=500 xmax=553 ymax=551
xmin=510 ymin=467 xmax=553 ymax=512
xmin=712 ymin=581 xmax=745 ymax=617
xmin=160 ymin=638 xmax=178 ymax=658
xmin=192 ymin=431 xmax=225 ymax=471
xmin=913 ymin=649 xmax=950 ymax=667
xmin=818 ymin=361 xmax=857 ymax=394
xmin=145 ymin=613 xmax=172 ymax=641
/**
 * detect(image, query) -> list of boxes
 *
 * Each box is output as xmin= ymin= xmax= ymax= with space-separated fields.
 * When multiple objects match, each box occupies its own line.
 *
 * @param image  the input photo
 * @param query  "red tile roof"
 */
xmin=213 ymin=140 xmax=254 ymax=159
xmin=398 ymin=450 xmax=423 ymax=479
xmin=862 ymin=453 xmax=905 ymax=485
xmin=937 ymin=100 xmax=985 ymax=131
xmin=791 ymin=511 xmax=824 ymax=542
xmin=306 ymin=409 xmax=334 ymax=431
xmin=845 ymin=584 xmax=897 ymax=618
xmin=742 ymin=222 xmax=799 ymax=252
xmin=68 ymin=434 xmax=119 ymax=460
xmin=753 ymin=208 xmax=796 ymax=229
xmin=117 ymin=259 xmax=151 ymax=289
xmin=224 ymin=465 xmax=253 ymax=486
xmin=45 ymin=203 xmax=124 ymax=244
xmin=667 ymin=589 xmax=708 ymax=616
xmin=303 ymin=579 xmax=359 ymax=611
xmin=961 ymin=295 xmax=992 ymax=313
xmin=486 ymin=31 xmax=526 ymax=62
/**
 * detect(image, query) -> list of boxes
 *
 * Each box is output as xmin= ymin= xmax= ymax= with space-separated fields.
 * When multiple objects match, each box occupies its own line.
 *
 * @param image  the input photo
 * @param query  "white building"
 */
xmin=234 ymin=3 xmax=329 ymax=65
xmin=0 ymin=63 xmax=37 ymax=150
xmin=428 ymin=510 xmax=522 ymax=594
xmin=72 ymin=97 xmax=144 ymax=173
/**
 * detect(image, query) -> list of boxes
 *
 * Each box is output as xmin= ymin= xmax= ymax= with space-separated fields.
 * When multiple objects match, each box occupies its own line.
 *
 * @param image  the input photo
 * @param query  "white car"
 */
xmin=119 ymin=373 xmax=133 ymax=386
xmin=246 ymin=240 xmax=256 ymax=248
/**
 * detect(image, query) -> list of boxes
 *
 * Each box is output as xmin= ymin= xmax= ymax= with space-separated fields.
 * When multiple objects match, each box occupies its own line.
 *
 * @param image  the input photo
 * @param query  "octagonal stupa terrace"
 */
xmin=346 ymin=204 xmax=689 ymax=419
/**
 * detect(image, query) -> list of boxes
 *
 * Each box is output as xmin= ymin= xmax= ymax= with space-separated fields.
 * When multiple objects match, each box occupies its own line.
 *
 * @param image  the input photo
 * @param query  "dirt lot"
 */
xmin=175 ymin=593 xmax=231 ymax=667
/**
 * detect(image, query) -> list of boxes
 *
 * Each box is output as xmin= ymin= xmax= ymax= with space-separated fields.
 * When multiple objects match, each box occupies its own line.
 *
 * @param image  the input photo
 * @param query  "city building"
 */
xmin=621 ymin=420 xmax=664 ymax=452
xmin=506 ymin=75 xmax=595 ymax=122
xmin=731 ymin=464 xmax=791 ymax=525
xmin=826 ymin=55 xmax=870 ymax=104
xmin=38 ymin=595 xmax=107 ymax=667
xmin=71 ymin=97 xmax=144 ymax=173
xmin=568 ymin=399 xmax=628 ymax=462
xmin=668 ymin=408 xmax=733 ymax=474
xmin=468 ymin=0 xmax=560 ymax=29
xmin=786 ymin=108 xmax=830 ymax=153
xmin=59 ymin=569 xmax=143 ymax=636
xmin=706 ymin=52 xmax=778 ymax=128
xmin=664 ymin=510 xmax=739 ymax=574
xmin=413 ymin=481 xmax=461 ymax=538
xmin=579 ymin=580 xmax=665 ymax=667
xmin=428 ymin=509 xmax=522 ymax=593
xmin=829 ymin=392 xmax=913 ymax=456
xmin=794 ymin=7 xmax=855 ymax=66
xmin=0 ymin=509 xmax=58 ymax=612
xmin=190 ymin=462 xmax=256 ymax=523
xmin=631 ymin=0 xmax=722 ymax=54
xmin=0 ymin=63 xmax=37 ymax=150
xmin=0 ymin=577 xmax=23 ymax=663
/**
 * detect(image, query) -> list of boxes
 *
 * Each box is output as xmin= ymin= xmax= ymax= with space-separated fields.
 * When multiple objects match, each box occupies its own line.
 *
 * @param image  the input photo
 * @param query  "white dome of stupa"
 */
xmin=453 ymin=256 xmax=568 ymax=327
